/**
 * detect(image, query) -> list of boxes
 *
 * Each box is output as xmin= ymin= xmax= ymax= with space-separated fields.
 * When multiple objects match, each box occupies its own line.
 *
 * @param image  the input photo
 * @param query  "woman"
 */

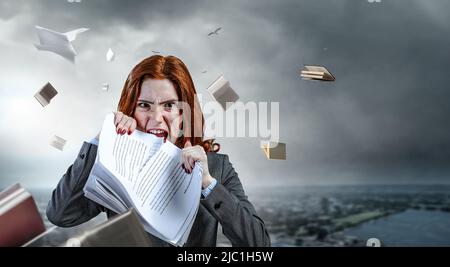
xmin=46 ymin=55 xmax=270 ymax=247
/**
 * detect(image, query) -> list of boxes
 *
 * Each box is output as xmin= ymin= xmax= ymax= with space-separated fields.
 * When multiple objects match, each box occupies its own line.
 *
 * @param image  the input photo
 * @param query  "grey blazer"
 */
xmin=46 ymin=142 xmax=271 ymax=247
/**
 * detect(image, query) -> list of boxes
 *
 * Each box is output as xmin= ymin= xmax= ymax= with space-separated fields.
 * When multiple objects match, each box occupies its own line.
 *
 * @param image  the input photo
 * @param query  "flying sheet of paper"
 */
xmin=34 ymin=25 xmax=89 ymax=63
xmin=101 ymin=83 xmax=109 ymax=91
xmin=106 ymin=48 xmax=115 ymax=62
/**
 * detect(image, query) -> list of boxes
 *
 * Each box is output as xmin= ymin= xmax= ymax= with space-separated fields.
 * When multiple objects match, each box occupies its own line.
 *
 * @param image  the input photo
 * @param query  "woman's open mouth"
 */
xmin=147 ymin=129 xmax=169 ymax=139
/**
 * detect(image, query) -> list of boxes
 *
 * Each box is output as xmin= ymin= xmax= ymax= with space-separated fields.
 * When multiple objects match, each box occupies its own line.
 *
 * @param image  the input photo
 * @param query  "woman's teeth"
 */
xmin=148 ymin=129 xmax=167 ymax=138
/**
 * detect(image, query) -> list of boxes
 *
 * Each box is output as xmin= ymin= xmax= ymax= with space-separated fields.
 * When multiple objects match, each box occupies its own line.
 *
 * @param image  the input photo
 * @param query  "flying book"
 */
xmin=50 ymin=135 xmax=67 ymax=151
xmin=261 ymin=141 xmax=287 ymax=160
xmin=207 ymin=75 xmax=239 ymax=110
xmin=34 ymin=82 xmax=58 ymax=107
xmin=84 ymin=113 xmax=202 ymax=247
xmin=64 ymin=209 xmax=152 ymax=247
xmin=0 ymin=183 xmax=46 ymax=247
xmin=300 ymin=65 xmax=335 ymax=81
xmin=23 ymin=216 xmax=107 ymax=247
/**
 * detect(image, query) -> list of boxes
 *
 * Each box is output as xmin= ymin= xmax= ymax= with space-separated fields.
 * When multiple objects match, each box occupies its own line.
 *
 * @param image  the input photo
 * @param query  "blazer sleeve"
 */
xmin=46 ymin=142 xmax=104 ymax=227
xmin=201 ymin=154 xmax=271 ymax=247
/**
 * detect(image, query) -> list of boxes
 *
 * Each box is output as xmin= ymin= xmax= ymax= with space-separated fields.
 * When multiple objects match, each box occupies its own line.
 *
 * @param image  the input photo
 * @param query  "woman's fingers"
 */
xmin=189 ymin=158 xmax=195 ymax=170
xmin=123 ymin=118 xmax=134 ymax=135
xmin=182 ymin=150 xmax=191 ymax=173
xmin=129 ymin=119 xmax=137 ymax=135
xmin=182 ymin=141 xmax=193 ymax=172
xmin=115 ymin=112 xmax=137 ymax=135
xmin=115 ymin=112 xmax=125 ymax=134
xmin=185 ymin=153 xmax=195 ymax=171
xmin=117 ymin=117 xmax=127 ymax=134
xmin=181 ymin=146 xmax=206 ymax=173
xmin=114 ymin=111 xmax=123 ymax=126
xmin=182 ymin=152 xmax=191 ymax=173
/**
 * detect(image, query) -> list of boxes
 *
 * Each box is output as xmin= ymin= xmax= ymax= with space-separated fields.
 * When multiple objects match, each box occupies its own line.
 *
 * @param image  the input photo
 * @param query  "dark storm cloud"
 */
xmin=230 ymin=0 xmax=450 ymax=179
xmin=1 ymin=0 xmax=450 ymax=187
xmin=189 ymin=0 xmax=450 ymax=184
xmin=0 ymin=0 xmax=210 ymax=30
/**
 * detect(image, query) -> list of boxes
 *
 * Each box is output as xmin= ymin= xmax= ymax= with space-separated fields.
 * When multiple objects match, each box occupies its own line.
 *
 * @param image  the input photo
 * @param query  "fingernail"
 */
xmin=128 ymin=130 xmax=132 ymax=135
xmin=116 ymin=128 xmax=120 ymax=134
xmin=122 ymin=129 xmax=127 ymax=135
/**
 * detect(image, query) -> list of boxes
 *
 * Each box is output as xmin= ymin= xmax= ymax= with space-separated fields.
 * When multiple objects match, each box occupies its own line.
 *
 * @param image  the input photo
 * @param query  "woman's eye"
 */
xmin=138 ymin=103 xmax=151 ymax=109
xmin=164 ymin=102 xmax=176 ymax=110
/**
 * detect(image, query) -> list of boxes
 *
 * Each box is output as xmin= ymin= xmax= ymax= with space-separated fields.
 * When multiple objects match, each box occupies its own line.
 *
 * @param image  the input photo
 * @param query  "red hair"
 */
xmin=117 ymin=55 xmax=219 ymax=152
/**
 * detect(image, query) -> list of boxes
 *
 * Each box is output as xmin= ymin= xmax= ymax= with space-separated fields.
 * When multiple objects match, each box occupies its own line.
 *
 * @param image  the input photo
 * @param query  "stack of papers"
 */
xmin=84 ymin=113 xmax=202 ymax=246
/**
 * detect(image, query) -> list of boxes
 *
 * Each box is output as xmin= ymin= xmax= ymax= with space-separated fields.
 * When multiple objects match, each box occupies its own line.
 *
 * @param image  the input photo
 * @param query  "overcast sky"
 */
xmin=1 ymin=0 xmax=450 ymax=190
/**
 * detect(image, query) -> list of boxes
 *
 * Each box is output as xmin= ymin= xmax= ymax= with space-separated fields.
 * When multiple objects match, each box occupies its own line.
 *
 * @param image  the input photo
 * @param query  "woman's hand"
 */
xmin=182 ymin=141 xmax=214 ymax=189
xmin=114 ymin=111 xmax=137 ymax=135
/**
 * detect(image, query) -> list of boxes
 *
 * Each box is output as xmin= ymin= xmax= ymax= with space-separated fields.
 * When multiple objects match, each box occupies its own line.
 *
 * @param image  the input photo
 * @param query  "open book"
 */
xmin=34 ymin=82 xmax=58 ymax=107
xmin=0 ymin=183 xmax=46 ymax=247
xmin=207 ymin=75 xmax=239 ymax=110
xmin=84 ymin=113 xmax=202 ymax=247
xmin=64 ymin=208 xmax=152 ymax=247
xmin=261 ymin=141 xmax=287 ymax=160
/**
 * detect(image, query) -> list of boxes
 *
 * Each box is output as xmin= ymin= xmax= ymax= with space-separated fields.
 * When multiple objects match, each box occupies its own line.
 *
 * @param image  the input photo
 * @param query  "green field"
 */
xmin=334 ymin=210 xmax=386 ymax=229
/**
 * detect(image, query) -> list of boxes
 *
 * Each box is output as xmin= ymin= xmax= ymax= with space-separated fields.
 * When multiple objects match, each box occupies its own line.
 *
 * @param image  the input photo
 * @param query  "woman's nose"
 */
xmin=149 ymin=106 xmax=165 ymax=123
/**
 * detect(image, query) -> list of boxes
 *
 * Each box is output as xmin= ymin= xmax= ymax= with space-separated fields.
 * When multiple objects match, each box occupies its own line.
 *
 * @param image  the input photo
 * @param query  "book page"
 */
xmin=97 ymin=113 xmax=163 ymax=188
xmin=130 ymin=140 xmax=202 ymax=242
xmin=86 ymin=113 xmax=202 ymax=246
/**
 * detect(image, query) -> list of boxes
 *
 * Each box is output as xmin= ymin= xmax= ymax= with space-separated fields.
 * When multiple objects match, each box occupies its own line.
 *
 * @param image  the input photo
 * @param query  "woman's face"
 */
xmin=134 ymin=78 xmax=182 ymax=143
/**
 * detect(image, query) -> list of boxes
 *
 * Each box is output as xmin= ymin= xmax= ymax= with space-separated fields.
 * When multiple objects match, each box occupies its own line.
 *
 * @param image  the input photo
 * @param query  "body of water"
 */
xmin=344 ymin=209 xmax=450 ymax=246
